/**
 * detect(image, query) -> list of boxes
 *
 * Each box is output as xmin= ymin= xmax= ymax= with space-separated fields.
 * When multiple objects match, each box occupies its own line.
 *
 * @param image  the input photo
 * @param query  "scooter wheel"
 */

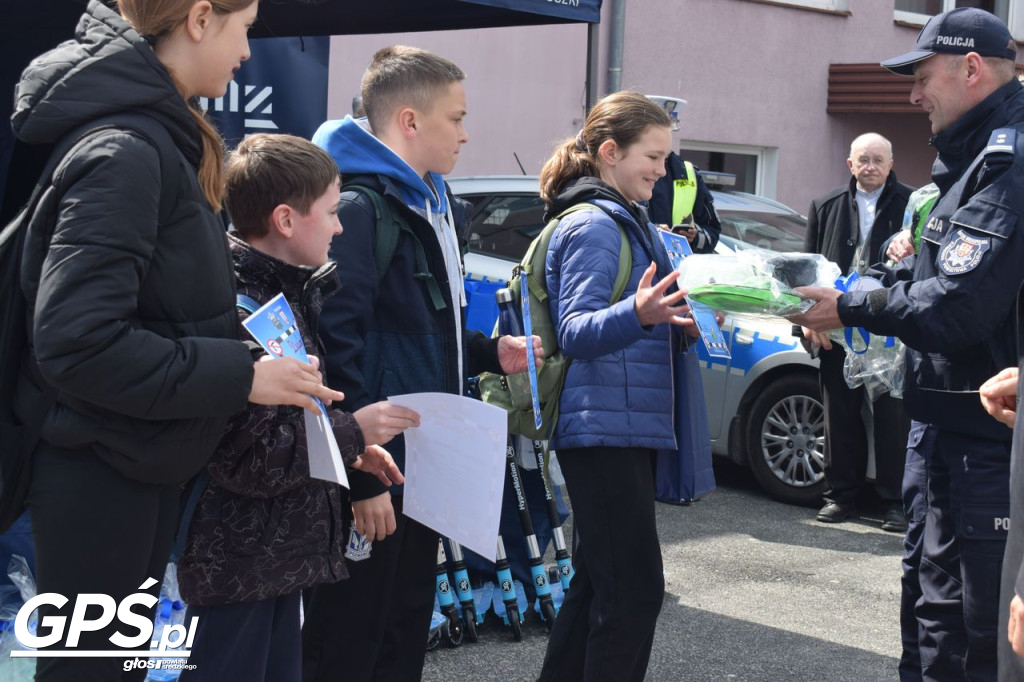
xmin=508 ymin=607 xmax=523 ymax=642
xmin=462 ymin=608 xmax=478 ymax=642
xmin=540 ymin=600 xmax=558 ymax=633
xmin=443 ymin=615 xmax=464 ymax=648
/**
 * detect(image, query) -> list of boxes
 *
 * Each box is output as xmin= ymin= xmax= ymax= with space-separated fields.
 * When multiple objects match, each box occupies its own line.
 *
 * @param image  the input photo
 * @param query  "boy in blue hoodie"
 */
xmin=303 ymin=46 xmax=539 ymax=680
xmin=177 ymin=134 xmax=418 ymax=682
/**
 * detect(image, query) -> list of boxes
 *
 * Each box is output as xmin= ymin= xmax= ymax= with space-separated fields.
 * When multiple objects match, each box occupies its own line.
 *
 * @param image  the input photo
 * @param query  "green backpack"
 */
xmin=478 ymin=203 xmax=632 ymax=440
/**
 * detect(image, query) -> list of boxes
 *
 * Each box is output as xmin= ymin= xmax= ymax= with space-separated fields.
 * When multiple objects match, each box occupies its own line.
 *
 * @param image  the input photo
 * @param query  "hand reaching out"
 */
xmin=354 ymin=401 xmax=420 ymax=446
xmin=633 ymin=263 xmax=694 ymax=329
xmin=352 ymin=444 xmax=405 ymax=488
xmin=249 ymin=355 xmax=344 ymax=416
xmin=980 ymin=367 xmax=1018 ymax=428
xmin=886 ymin=230 xmax=915 ymax=264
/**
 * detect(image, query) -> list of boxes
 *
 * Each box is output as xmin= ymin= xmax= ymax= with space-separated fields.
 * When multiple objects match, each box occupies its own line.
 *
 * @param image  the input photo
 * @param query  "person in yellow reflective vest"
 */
xmin=647 ymin=151 xmax=721 ymax=253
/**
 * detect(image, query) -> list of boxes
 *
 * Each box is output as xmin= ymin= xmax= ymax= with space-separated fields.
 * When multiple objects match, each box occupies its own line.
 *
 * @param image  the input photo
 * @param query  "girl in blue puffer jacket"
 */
xmin=537 ymin=91 xmax=703 ymax=682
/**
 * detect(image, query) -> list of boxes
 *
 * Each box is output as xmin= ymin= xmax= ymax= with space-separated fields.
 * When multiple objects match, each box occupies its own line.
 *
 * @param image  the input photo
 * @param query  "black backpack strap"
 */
xmin=170 ymin=470 xmax=209 ymax=563
xmin=346 ymin=183 xmax=447 ymax=312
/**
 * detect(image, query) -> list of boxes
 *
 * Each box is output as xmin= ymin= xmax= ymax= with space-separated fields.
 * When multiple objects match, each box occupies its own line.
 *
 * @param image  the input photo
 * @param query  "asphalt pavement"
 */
xmin=422 ymin=461 xmax=904 ymax=682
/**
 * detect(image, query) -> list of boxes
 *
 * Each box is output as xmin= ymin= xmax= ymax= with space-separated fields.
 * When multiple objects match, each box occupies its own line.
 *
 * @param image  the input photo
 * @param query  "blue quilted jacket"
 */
xmin=545 ymin=177 xmax=676 ymax=451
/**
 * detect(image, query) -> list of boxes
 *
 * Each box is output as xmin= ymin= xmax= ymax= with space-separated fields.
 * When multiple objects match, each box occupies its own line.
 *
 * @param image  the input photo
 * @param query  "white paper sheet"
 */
xmin=387 ymin=393 xmax=508 ymax=558
xmin=304 ymin=404 xmax=350 ymax=490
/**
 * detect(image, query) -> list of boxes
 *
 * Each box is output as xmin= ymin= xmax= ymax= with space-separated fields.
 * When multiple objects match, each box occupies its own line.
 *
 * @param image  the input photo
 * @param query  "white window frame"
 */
xmin=744 ymin=0 xmax=848 ymax=12
xmin=677 ymin=140 xmax=779 ymax=200
xmin=894 ymin=1 xmax=1024 ymax=41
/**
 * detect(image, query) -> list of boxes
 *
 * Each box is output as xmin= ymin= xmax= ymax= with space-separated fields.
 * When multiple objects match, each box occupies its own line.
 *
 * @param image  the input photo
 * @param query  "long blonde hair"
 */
xmin=540 ymin=91 xmax=671 ymax=208
xmin=117 ymin=0 xmax=256 ymax=211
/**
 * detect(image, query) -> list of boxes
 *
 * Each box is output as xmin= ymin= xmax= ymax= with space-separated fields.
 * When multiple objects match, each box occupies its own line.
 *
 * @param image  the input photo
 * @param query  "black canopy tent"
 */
xmin=1 ymin=0 xmax=603 ymax=216
xmin=250 ymin=0 xmax=600 ymax=36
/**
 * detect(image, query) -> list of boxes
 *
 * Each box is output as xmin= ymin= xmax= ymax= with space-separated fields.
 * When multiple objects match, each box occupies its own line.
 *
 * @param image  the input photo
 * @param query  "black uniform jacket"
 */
xmin=840 ymin=79 xmax=1024 ymax=441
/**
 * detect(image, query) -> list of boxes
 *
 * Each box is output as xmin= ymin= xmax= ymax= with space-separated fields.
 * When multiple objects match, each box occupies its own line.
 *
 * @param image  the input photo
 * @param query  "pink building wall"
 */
xmin=323 ymin=1 xmax=1005 ymax=213
xmin=620 ymin=0 xmax=935 ymax=212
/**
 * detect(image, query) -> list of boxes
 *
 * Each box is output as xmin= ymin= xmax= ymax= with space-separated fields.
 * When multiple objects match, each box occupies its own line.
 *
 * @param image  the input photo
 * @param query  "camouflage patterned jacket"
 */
xmin=178 ymin=234 xmax=364 ymax=606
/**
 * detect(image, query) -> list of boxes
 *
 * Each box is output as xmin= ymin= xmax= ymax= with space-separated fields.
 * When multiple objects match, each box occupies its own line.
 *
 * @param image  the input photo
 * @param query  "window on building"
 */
xmin=895 ymin=0 xmax=1022 ymax=40
xmin=678 ymin=145 xmax=774 ymax=197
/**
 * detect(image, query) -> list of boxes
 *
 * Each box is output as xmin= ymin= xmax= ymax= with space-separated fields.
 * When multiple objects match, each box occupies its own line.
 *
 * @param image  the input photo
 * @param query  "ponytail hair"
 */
xmin=118 ymin=0 xmax=256 ymax=211
xmin=183 ymin=88 xmax=226 ymax=212
xmin=540 ymin=91 xmax=672 ymax=208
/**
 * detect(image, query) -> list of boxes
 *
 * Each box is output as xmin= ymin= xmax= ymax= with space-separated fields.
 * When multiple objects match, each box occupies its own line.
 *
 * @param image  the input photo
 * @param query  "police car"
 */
xmin=452 ymin=175 xmax=823 ymax=506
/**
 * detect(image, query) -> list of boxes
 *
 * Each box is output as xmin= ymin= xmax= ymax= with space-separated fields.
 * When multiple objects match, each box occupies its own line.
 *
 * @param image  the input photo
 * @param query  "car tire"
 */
xmin=743 ymin=373 xmax=826 ymax=506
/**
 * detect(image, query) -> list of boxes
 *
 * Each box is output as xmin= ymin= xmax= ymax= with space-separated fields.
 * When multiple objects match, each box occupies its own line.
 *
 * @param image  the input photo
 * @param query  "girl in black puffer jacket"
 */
xmin=12 ymin=3 xmax=341 ymax=679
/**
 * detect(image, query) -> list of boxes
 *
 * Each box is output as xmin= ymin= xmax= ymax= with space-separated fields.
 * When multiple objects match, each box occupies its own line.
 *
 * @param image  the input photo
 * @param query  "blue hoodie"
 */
xmin=312 ymin=116 xmax=501 ymax=500
xmin=313 ymin=116 xmax=450 ymax=222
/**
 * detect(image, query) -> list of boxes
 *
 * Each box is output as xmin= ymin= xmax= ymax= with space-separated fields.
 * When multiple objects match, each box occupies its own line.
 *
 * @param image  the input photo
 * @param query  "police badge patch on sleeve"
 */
xmin=938 ymin=228 xmax=991 ymax=275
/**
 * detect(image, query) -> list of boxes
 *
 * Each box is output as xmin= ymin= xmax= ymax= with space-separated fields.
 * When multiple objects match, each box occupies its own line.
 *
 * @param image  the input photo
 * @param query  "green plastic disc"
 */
xmin=687 ymin=284 xmax=802 ymax=314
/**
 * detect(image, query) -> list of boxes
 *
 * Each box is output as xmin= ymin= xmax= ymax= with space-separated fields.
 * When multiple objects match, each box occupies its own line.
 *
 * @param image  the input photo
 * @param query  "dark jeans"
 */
xmin=29 ymin=444 xmax=179 ymax=682
xmin=820 ymin=346 xmax=910 ymax=506
xmin=538 ymin=446 xmax=664 ymax=682
xmin=301 ymin=494 xmax=439 ymax=682
xmin=178 ymin=591 xmax=301 ymax=682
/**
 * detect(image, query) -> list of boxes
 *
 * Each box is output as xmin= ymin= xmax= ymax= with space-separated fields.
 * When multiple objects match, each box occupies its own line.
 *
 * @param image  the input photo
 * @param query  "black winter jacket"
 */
xmin=804 ymin=172 xmax=913 ymax=274
xmin=319 ymin=173 xmax=503 ymax=502
xmin=179 ymin=235 xmax=363 ymax=606
xmin=12 ymin=0 xmax=254 ymax=484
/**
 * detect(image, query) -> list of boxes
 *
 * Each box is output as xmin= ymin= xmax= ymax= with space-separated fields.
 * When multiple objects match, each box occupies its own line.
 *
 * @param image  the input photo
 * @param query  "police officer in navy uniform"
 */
xmin=793 ymin=9 xmax=1024 ymax=681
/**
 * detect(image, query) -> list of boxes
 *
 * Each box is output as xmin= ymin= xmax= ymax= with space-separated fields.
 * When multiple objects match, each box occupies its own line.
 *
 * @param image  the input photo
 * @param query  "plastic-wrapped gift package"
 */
xmin=828 ymin=274 xmax=905 ymax=400
xmin=678 ymin=251 xmax=840 ymax=319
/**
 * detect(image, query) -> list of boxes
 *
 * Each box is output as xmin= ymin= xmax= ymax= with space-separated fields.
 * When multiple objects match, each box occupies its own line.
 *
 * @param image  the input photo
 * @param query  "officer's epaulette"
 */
xmin=984 ymin=128 xmax=1016 ymax=156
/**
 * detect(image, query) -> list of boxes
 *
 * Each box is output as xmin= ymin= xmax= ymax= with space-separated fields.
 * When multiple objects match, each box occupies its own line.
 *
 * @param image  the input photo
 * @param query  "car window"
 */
xmin=718 ymin=210 xmax=805 ymax=253
xmin=463 ymin=194 xmax=547 ymax=261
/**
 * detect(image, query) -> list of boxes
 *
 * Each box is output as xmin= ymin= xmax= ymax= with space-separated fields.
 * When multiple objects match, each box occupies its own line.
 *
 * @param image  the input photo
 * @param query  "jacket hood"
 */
xmin=312 ymin=115 xmax=449 ymax=215
xmin=546 ymin=175 xmax=645 ymax=224
xmin=12 ymin=0 xmax=200 ymax=162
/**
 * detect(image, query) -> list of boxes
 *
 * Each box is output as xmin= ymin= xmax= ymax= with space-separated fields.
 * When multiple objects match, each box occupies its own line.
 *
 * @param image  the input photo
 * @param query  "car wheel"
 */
xmin=743 ymin=373 xmax=826 ymax=506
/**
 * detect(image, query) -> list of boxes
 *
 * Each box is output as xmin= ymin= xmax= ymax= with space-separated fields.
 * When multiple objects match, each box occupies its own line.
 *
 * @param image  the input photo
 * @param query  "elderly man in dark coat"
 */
xmin=801 ymin=132 xmax=913 ymax=530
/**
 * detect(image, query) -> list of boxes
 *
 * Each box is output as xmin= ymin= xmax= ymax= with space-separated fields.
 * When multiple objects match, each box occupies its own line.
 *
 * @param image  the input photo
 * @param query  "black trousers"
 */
xmin=179 ymin=591 xmax=301 ymax=682
xmin=820 ymin=345 xmax=910 ymax=506
xmin=301 ymin=495 xmax=439 ymax=682
xmin=29 ymin=444 xmax=179 ymax=682
xmin=538 ymin=446 xmax=664 ymax=682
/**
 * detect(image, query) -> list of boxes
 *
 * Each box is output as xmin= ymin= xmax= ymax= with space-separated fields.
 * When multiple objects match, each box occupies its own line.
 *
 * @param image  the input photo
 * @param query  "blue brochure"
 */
xmin=241 ymin=293 xmax=349 ymax=488
xmin=241 ymin=292 xmax=308 ymax=362
xmin=658 ymin=231 xmax=731 ymax=360
xmin=519 ymin=272 xmax=543 ymax=431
